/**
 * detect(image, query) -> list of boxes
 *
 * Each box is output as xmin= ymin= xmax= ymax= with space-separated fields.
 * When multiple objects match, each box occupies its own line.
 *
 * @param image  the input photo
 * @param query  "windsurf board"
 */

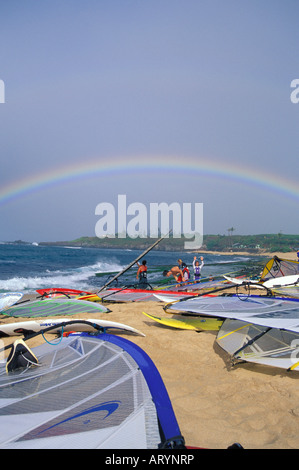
xmin=143 ymin=312 xmax=223 ymax=331
xmin=0 ymin=318 xmax=144 ymax=337
xmin=223 ymin=276 xmax=263 ymax=288
xmin=263 ymin=274 xmax=299 ymax=288
xmin=36 ymin=288 xmax=92 ymax=296
xmin=154 ymin=293 xmax=195 ymax=303
xmin=36 ymin=288 xmax=102 ymax=302
xmin=224 ymin=274 xmax=299 ymax=289
xmin=38 ymin=290 xmax=101 ymax=303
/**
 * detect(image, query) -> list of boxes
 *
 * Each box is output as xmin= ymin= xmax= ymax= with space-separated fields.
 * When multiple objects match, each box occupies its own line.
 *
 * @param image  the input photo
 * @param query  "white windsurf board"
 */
xmin=0 ymin=318 xmax=145 ymax=337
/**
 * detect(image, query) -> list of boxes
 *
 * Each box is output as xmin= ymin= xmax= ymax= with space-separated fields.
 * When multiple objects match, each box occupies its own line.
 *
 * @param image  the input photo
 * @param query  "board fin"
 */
xmin=6 ymin=338 xmax=39 ymax=373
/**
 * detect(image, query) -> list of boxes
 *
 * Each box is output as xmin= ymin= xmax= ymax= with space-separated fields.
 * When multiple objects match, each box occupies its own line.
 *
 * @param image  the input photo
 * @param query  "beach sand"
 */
xmin=198 ymin=251 xmax=298 ymax=261
xmin=1 ymin=289 xmax=299 ymax=449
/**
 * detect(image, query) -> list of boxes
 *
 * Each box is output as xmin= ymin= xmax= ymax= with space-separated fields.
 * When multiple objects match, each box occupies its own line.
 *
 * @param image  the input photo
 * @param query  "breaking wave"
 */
xmin=0 ymin=260 xmax=123 ymax=293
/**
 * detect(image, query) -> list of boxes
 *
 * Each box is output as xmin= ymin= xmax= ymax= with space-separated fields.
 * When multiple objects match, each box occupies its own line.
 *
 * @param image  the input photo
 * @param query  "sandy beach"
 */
xmin=197 ymin=251 xmax=298 ymax=261
xmin=1 ymin=283 xmax=299 ymax=450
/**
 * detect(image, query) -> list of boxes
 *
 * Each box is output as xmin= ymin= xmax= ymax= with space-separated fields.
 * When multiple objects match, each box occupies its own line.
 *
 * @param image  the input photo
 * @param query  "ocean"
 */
xmin=0 ymin=243 xmax=264 ymax=294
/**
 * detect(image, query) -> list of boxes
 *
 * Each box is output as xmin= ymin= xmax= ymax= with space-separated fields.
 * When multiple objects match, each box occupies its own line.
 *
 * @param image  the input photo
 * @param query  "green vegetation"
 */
xmin=203 ymin=233 xmax=299 ymax=253
xmin=39 ymin=233 xmax=299 ymax=254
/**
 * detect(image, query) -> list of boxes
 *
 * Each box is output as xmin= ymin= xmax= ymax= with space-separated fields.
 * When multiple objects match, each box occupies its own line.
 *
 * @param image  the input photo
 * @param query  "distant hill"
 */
xmin=39 ymin=233 xmax=299 ymax=253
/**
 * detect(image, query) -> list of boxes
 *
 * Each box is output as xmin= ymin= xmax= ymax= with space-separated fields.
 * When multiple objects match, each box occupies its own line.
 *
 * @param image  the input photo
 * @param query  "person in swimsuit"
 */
xmin=193 ymin=256 xmax=204 ymax=281
xmin=163 ymin=266 xmax=184 ymax=282
xmin=136 ymin=259 xmax=148 ymax=287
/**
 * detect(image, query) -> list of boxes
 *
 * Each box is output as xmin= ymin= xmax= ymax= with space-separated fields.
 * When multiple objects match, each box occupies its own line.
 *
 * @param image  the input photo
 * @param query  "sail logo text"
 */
xmin=0 ymin=80 xmax=5 ymax=103
xmin=95 ymin=195 xmax=203 ymax=249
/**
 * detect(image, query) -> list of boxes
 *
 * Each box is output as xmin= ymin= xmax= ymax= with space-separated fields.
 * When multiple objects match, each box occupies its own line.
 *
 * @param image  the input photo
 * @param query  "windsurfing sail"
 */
xmin=216 ymin=319 xmax=299 ymax=371
xmin=101 ymin=287 xmax=196 ymax=303
xmin=224 ymin=257 xmax=299 ymax=289
xmin=164 ymin=295 xmax=299 ymax=333
xmin=0 ymin=332 xmax=185 ymax=449
xmin=272 ymin=285 xmax=299 ymax=298
xmin=2 ymin=298 xmax=110 ymax=318
xmin=260 ymin=256 xmax=299 ymax=281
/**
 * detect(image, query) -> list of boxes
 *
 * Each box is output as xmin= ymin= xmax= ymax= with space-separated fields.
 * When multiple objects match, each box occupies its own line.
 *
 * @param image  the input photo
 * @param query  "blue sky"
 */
xmin=0 ymin=0 xmax=298 ymax=242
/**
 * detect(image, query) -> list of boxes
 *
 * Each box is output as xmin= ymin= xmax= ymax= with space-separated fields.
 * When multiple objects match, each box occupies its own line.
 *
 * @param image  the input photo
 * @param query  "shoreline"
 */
xmin=195 ymin=250 xmax=297 ymax=260
xmin=3 ymin=241 xmax=297 ymax=260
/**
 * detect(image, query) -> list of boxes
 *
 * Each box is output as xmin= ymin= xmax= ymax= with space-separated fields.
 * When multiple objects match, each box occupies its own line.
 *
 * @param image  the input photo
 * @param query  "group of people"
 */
xmin=136 ymin=256 xmax=204 ymax=288
xmin=162 ymin=256 xmax=204 ymax=283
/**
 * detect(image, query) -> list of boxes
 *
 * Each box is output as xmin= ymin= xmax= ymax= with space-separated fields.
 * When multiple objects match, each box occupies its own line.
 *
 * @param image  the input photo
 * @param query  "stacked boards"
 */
xmin=163 ymin=295 xmax=299 ymax=331
xmin=163 ymin=294 xmax=299 ymax=371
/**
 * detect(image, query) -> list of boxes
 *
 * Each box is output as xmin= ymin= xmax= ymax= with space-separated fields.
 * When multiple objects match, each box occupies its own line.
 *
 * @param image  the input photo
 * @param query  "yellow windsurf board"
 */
xmin=143 ymin=311 xmax=223 ymax=331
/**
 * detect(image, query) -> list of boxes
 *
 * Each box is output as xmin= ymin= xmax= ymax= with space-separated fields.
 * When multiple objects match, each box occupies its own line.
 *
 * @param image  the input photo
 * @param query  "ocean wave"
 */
xmin=0 ymin=272 xmax=94 ymax=293
xmin=62 ymin=246 xmax=82 ymax=249
xmin=0 ymin=260 xmax=124 ymax=293
xmin=212 ymin=257 xmax=251 ymax=264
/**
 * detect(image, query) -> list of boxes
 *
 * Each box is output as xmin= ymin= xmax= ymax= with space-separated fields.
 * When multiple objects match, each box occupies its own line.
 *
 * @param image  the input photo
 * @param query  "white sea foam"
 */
xmin=215 ymin=257 xmax=251 ymax=264
xmin=0 ymin=260 xmax=124 ymax=293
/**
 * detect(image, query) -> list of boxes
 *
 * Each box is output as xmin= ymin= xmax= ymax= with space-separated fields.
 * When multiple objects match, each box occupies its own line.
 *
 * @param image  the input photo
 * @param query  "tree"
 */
xmin=227 ymin=227 xmax=236 ymax=248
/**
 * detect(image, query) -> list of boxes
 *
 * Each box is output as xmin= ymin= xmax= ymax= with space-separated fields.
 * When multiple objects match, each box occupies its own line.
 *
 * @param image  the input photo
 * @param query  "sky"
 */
xmin=0 ymin=0 xmax=298 ymax=243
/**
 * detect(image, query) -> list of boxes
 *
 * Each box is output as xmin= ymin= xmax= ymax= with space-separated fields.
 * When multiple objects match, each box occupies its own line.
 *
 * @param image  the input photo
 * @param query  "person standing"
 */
xmin=136 ymin=260 xmax=148 ymax=288
xmin=193 ymin=256 xmax=204 ymax=281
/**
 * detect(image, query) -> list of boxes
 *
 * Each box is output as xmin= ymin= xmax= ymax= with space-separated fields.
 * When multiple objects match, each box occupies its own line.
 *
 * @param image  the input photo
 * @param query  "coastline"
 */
xmin=195 ymin=250 xmax=297 ymax=260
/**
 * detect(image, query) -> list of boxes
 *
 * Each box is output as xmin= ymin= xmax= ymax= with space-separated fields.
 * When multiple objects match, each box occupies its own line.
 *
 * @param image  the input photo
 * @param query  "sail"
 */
xmin=0 ymin=333 xmax=184 ymax=449
xmin=2 ymin=299 xmax=110 ymax=318
xmin=165 ymin=295 xmax=299 ymax=333
xmin=260 ymin=256 xmax=299 ymax=281
xmin=217 ymin=319 xmax=299 ymax=371
xmin=272 ymin=286 xmax=299 ymax=298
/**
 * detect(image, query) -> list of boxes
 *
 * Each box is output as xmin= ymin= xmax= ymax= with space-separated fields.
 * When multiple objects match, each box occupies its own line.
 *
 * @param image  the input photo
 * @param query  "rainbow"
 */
xmin=0 ymin=155 xmax=298 ymax=206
